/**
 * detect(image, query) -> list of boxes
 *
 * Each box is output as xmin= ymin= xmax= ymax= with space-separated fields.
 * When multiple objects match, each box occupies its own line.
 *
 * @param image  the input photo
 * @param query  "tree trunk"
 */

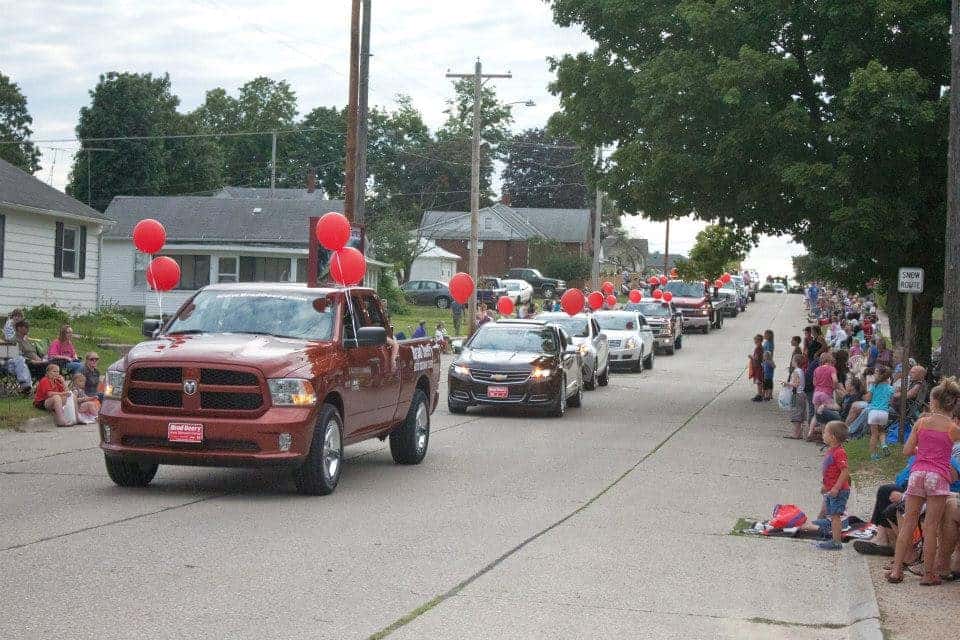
xmin=944 ymin=0 xmax=960 ymax=377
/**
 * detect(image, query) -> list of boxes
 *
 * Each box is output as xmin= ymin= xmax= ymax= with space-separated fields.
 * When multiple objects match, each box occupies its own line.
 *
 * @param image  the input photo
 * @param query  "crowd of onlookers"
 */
xmin=765 ymin=285 xmax=960 ymax=586
xmin=2 ymin=308 xmax=102 ymax=427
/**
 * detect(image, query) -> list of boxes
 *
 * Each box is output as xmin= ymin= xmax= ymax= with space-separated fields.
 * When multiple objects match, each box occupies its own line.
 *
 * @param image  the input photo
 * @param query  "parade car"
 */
xmin=594 ymin=310 xmax=656 ymax=372
xmin=99 ymin=285 xmax=440 ymax=496
xmin=662 ymin=280 xmax=723 ymax=333
xmin=447 ymin=319 xmax=583 ymax=417
xmin=626 ymin=300 xmax=683 ymax=354
xmin=537 ymin=312 xmax=610 ymax=389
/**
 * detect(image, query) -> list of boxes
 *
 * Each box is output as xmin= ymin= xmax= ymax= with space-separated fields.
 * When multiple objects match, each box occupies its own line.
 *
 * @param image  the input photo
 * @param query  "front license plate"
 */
xmin=487 ymin=386 xmax=509 ymax=399
xmin=168 ymin=423 xmax=203 ymax=443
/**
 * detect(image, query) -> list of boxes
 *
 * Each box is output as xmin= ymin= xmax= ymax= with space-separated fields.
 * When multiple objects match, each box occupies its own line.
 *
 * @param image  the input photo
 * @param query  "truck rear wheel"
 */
xmin=104 ymin=455 xmax=158 ymax=487
xmin=295 ymin=403 xmax=343 ymax=495
xmin=391 ymin=389 xmax=430 ymax=465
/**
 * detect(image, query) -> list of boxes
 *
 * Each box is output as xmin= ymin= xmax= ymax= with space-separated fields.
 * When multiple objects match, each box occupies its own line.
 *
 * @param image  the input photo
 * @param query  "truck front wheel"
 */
xmin=295 ymin=403 xmax=343 ymax=495
xmin=391 ymin=389 xmax=430 ymax=465
xmin=104 ymin=455 xmax=158 ymax=487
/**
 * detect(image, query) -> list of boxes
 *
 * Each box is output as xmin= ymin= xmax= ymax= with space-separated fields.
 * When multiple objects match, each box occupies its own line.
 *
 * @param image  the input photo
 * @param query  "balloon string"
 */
xmin=333 ymin=252 xmax=360 ymax=345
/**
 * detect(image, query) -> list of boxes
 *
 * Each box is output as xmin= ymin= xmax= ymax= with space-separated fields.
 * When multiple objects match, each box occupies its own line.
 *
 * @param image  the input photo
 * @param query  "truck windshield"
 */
xmin=538 ymin=315 xmax=589 ymax=337
xmin=664 ymin=281 xmax=705 ymax=298
xmin=166 ymin=290 xmax=336 ymax=340
xmin=634 ymin=302 xmax=670 ymax=317
xmin=468 ymin=326 xmax=558 ymax=354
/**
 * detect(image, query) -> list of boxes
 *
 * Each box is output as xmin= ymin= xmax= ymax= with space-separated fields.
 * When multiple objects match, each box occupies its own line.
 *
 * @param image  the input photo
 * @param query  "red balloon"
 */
xmin=721 ymin=272 xmax=732 ymax=284
xmin=587 ymin=291 xmax=604 ymax=310
xmin=628 ymin=289 xmax=642 ymax=303
xmin=496 ymin=296 xmax=514 ymax=316
xmin=315 ymin=211 xmax=351 ymax=251
xmin=714 ymin=279 xmax=724 ymax=288
xmin=659 ymin=275 xmax=668 ymax=286
xmin=449 ymin=272 xmax=475 ymax=304
xmin=132 ymin=218 xmax=166 ymax=254
xmin=560 ymin=288 xmax=585 ymax=316
xmin=652 ymin=288 xmax=663 ymax=300
xmin=145 ymin=256 xmax=180 ymax=292
xmin=601 ymin=281 xmax=615 ymax=295
xmin=662 ymin=291 xmax=673 ymax=302
xmin=330 ymin=247 xmax=366 ymax=285
xmin=605 ymin=294 xmax=617 ymax=307
xmin=647 ymin=276 xmax=659 ymax=285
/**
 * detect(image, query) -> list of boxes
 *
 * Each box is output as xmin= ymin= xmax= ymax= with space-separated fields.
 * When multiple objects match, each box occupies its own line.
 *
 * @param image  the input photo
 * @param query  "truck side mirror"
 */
xmin=355 ymin=326 xmax=387 ymax=347
xmin=142 ymin=319 xmax=162 ymax=338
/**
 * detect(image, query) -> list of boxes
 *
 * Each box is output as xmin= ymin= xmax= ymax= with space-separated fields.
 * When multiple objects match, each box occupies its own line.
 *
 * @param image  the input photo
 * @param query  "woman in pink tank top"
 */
xmin=887 ymin=377 xmax=960 ymax=586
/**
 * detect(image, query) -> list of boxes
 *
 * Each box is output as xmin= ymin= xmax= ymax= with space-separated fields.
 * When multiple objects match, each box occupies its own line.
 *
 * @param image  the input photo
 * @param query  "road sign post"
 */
xmin=896 ymin=268 xmax=924 ymax=443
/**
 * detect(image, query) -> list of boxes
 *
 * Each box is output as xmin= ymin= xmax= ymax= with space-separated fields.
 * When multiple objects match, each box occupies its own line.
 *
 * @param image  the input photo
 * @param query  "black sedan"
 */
xmin=447 ymin=319 xmax=583 ymax=417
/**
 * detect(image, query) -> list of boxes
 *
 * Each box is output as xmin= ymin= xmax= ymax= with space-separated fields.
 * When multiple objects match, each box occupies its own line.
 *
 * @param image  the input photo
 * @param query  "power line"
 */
xmin=0 ymin=126 xmax=346 ymax=146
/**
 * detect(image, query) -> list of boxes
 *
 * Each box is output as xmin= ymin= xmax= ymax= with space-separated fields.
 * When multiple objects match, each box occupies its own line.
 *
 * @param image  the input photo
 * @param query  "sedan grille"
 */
xmin=128 ymin=388 xmax=182 ymax=408
xmin=471 ymin=369 xmax=530 ymax=383
xmin=607 ymin=340 xmax=622 ymax=348
xmin=130 ymin=367 xmax=182 ymax=383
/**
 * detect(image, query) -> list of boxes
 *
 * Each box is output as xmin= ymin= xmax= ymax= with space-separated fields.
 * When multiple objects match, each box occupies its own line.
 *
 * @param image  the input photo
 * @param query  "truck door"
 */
xmin=341 ymin=293 xmax=382 ymax=437
xmin=358 ymin=293 xmax=402 ymax=427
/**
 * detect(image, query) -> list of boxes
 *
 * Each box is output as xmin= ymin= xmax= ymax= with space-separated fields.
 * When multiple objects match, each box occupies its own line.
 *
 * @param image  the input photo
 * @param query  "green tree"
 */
xmin=548 ymin=0 xmax=948 ymax=362
xmin=0 ymin=72 xmax=40 ymax=173
xmin=194 ymin=77 xmax=298 ymax=188
xmin=501 ymin=128 xmax=588 ymax=208
xmin=285 ymin=105 xmax=346 ymax=197
xmin=674 ymin=225 xmax=753 ymax=282
xmin=67 ymin=72 xmax=222 ymax=210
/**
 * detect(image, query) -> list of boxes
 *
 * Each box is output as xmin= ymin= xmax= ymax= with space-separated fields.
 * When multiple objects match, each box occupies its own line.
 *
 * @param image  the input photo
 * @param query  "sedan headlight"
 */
xmin=626 ymin=338 xmax=638 ymax=350
xmin=103 ymin=370 xmax=125 ymax=399
xmin=530 ymin=368 xmax=552 ymax=379
xmin=578 ymin=343 xmax=590 ymax=356
xmin=452 ymin=364 xmax=471 ymax=377
xmin=268 ymin=379 xmax=317 ymax=407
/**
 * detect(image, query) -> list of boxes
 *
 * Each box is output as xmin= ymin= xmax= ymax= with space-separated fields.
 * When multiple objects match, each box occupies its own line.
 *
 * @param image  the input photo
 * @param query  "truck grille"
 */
xmin=200 ymin=369 xmax=258 ymax=386
xmin=128 ymin=388 xmax=182 ymax=408
xmin=471 ymin=369 xmax=530 ymax=383
xmin=130 ymin=367 xmax=182 ymax=383
xmin=120 ymin=436 xmax=260 ymax=452
xmin=201 ymin=392 xmax=263 ymax=411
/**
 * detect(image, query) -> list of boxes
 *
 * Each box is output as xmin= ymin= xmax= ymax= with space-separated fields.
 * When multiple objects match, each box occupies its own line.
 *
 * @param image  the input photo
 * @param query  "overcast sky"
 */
xmin=0 ymin=0 xmax=803 ymax=279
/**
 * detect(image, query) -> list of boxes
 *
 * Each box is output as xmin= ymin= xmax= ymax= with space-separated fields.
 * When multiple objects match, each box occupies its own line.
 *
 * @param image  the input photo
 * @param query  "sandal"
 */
xmin=885 ymin=572 xmax=903 ymax=584
xmin=919 ymin=575 xmax=942 ymax=587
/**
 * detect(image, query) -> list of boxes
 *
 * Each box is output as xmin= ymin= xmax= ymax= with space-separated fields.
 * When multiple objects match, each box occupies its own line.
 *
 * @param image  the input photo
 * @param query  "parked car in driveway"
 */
xmin=625 ymin=300 xmax=683 ymax=354
xmin=401 ymin=279 xmax=452 ymax=309
xmin=505 ymin=268 xmax=566 ymax=298
xmin=477 ymin=277 xmax=509 ymax=305
xmin=538 ymin=312 xmax=610 ymax=389
xmin=594 ymin=310 xmax=655 ymax=372
xmin=502 ymin=278 xmax=534 ymax=306
xmin=447 ymin=319 xmax=583 ymax=417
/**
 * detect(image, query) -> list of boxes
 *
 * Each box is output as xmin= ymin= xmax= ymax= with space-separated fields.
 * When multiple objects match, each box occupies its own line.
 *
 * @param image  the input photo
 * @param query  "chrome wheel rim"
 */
xmin=322 ymin=421 xmax=341 ymax=481
xmin=414 ymin=403 xmax=429 ymax=452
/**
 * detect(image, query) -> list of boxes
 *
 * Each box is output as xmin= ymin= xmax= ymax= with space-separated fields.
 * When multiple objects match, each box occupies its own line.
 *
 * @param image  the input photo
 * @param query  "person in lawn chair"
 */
xmin=14 ymin=320 xmax=52 ymax=380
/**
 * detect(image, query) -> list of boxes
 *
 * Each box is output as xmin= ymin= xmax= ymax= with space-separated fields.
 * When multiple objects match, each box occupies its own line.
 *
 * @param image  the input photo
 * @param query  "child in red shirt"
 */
xmin=818 ymin=421 xmax=851 ymax=550
xmin=33 ymin=364 xmax=71 ymax=426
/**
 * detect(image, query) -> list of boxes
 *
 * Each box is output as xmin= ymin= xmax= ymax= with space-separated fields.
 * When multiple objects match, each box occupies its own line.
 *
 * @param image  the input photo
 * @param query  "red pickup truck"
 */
xmin=98 ymin=284 xmax=440 ymax=495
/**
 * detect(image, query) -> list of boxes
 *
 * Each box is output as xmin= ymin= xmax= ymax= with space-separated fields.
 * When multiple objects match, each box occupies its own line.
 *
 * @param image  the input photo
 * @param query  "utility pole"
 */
xmin=270 ymin=130 xmax=277 ymax=194
xmin=446 ymin=59 xmax=511 ymax=333
xmin=83 ymin=147 xmax=116 ymax=209
xmin=663 ymin=219 xmax=670 ymax=275
xmin=343 ymin=0 xmax=361 ymax=222
xmin=943 ymin=0 xmax=960 ymax=377
xmin=591 ymin=147 xmax=603 ymax=290
xmin=354 ymin=0 xmax=371 ymax=224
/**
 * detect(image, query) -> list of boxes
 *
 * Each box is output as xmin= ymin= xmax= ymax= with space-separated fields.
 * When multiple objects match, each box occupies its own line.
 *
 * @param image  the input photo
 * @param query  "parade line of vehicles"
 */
xmin=99 ymin=274 xmax=758 ymax=496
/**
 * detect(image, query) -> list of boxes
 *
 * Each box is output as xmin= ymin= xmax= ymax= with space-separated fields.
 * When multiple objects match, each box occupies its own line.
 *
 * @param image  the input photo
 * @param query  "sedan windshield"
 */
xmin=634 ymin=302 xmax=670 ymax=317
xmin=595 ymin=314 xmax=639 ymax=331
xmin=538 ymin=315 xmax=589 ymax=337
xmin=664 ymin=281 xmax=705 ymax=298
xmin=166 ymin=290 xmax=336 ymax=340
xmin=468 ymin=327 xmax=558 ymax=353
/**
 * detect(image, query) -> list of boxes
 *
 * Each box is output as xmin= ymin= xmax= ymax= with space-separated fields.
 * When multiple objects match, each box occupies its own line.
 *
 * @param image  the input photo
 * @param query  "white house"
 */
xmin=408 ymin=239 xmax=460 ymax=283
xmin=0 ymin=158 xmax=112 ymax=314
xmin=101 ymin=191 xmax=385 ymax=315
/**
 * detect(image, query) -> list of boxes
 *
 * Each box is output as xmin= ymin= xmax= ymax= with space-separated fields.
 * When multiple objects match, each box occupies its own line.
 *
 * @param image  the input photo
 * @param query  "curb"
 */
xmin=843 ymin=486 xmax=884 ymax=640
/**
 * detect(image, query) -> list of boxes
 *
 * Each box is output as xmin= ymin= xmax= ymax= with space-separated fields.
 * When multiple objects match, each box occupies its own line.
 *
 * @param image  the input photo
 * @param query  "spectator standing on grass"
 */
xmin=451 ymin=300 xmax=463 ymax=336
xmin=47 ymin=325 xmax=83 ymax=375
xmin=886 ymin=378 xmax=960 ymax=585
xmin=816 ymin=421 xmax=851 ymax=551
xmin=866 ymin=367 xmax=896 ymax=461
xmin=3 ymin=308 xmax=23 ymax=341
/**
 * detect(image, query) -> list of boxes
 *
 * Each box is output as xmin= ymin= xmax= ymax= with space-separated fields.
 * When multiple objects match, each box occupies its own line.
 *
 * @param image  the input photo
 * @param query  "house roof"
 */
xmin=0 ymin=157 xmax=112 ymax=223
xmin=420 ymin=203 xmax=590 ymax=243
xmin=214 ymin=187 xmax=328 ymax=200
xmin=416 ymin=239 xmax=461 ymax=261
xmin=103 ymin=195 xmax=345 ymax=243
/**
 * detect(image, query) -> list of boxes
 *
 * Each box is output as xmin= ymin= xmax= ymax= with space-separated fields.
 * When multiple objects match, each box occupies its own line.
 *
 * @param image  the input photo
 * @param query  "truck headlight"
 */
xmin=531 ymin=368 xmax=552 ymax=379
xmin=268 ymin=379 xmax=317 ymax=406
xmin=626 ymin=338 xmax=638 ymax=350
xmin=104 ymin=370 xmax=125 ymax=399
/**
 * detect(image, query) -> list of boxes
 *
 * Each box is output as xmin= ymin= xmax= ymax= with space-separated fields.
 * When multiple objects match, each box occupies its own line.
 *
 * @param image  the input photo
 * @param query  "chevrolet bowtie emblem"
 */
xmin=491 ymin=374 xmax=508 ymax=381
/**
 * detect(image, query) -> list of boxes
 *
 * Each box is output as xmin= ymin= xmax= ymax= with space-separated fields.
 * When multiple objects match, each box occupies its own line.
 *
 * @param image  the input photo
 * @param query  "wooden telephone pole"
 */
xmin=343 ymin=0 xmax=362 ymax=223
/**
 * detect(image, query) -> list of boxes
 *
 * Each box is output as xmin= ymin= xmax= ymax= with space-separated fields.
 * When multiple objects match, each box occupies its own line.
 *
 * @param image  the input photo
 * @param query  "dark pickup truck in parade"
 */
xmin=98 ymin=284 xmax=440 ymax=496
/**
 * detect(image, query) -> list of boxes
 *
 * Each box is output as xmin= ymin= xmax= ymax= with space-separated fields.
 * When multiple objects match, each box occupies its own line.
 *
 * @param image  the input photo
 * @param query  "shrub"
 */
xmin=25 ymin=304 xmax=69 ymax=324
xmin=378 ymin=272 xmax=410 ymax=316
xmin=543 ymin=253 xmax=591 ymax=283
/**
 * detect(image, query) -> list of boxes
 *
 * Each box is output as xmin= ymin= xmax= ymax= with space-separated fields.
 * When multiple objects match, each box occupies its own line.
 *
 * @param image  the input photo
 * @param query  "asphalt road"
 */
xmin=0 ymin=293 xmax=880 ymax=640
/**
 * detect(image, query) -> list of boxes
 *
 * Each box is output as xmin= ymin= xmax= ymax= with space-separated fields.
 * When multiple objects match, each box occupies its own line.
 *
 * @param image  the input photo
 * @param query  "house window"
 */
xmin=54 ymin=222 xmax=87 ymax=279
xmin=218 ymin=257 xmax=239 ymax=283
xmin=133 ymin=252 xmax=149 ymax=286
xmin=168 ymin=255 xmax=210 ymax=290
xmin=239 ymin=256 xmax=291 ymax=282
xmin=296 ymin=258 xmax=307 ymax=283
xmin=483 ymin=217 xmax=493 ymax=231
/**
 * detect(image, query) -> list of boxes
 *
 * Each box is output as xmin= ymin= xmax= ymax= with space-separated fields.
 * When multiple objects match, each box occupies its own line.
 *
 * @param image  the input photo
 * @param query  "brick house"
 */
xmin=419 ymin=203 xmax=590 ymax=277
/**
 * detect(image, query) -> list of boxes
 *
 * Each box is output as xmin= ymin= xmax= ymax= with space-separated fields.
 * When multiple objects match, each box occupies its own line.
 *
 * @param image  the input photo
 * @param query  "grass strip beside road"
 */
xmin=845 ymin=437 xmax=907 ymax=489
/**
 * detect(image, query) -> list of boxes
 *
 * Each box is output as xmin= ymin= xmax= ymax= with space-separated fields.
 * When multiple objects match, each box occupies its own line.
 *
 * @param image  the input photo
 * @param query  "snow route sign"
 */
xmin=897 ymin=267 xmax=924 ymax=294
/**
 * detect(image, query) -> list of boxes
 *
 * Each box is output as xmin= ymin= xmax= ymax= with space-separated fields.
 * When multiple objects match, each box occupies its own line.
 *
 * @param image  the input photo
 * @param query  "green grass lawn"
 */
xmin=845 ymin=435 xmax=907 ymax=488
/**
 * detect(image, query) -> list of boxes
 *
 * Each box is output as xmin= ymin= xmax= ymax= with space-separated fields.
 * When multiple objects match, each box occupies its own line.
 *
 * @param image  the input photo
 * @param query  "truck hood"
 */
xmin=669 ymin=296 xmax=707 ymax=308
xmin=123 ymin=333 xmax=335 ymax=378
